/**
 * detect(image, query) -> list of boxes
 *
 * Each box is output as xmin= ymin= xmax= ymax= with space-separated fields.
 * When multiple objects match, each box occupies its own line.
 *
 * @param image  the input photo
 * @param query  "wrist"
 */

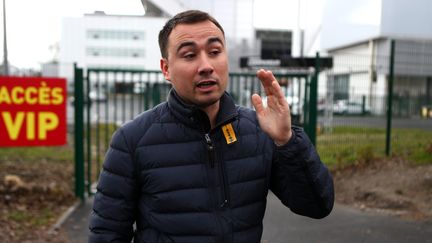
xmin=274 ymin=129 xmax=292 ymax=146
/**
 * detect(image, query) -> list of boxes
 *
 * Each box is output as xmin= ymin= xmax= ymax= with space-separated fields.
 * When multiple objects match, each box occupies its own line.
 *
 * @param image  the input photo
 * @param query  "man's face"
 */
xmin=160 ymin=20 xmax=228 ymax=108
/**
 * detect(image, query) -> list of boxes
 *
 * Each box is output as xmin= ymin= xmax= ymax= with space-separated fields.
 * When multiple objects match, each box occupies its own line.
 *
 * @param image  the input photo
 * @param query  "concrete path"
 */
xmin=61 ymin=193 xmax=432 ymax=243
xmin=262 ymin=193 xmax=432 ymax=243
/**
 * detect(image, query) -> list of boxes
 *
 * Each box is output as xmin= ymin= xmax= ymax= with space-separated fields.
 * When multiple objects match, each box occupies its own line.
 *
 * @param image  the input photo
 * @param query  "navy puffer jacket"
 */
xmin=89 ymin=90 xmax=334 ymax=243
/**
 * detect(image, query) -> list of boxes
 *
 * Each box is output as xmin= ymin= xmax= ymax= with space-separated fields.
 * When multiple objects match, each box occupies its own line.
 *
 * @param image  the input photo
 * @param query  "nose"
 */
xmin=198 ymin=54 xmax=214 ymax=76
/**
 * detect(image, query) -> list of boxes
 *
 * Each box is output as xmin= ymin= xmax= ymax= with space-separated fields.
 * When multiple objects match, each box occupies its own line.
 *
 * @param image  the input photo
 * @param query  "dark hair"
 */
xmin=158 ymin=10 xmax=225 ymax=58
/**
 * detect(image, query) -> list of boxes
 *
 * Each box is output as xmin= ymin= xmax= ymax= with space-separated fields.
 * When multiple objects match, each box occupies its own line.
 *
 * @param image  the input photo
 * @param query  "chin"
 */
xmin=196 ymin=94 xmax=222 ymax=108
xmin=196 ymin=99 xmax=218 ymax=108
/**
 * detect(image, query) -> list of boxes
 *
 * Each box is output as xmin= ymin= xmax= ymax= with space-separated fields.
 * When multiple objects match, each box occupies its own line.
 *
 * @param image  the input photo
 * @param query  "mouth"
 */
xmin=196 ymin=79 xmax=217 ymax=89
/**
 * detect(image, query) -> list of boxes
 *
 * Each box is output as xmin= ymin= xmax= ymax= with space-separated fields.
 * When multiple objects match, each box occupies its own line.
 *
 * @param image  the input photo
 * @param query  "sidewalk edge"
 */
xmin=48 ymin=200 xmax=82 ymax=235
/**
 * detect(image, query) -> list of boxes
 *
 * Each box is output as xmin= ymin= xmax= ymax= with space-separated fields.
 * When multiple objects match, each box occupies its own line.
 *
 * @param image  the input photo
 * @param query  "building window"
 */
xmin=333 ymin=74 xmax=350 ymax=100
xmin=86 ymin=47 xmax=145 ymax=58
xmin=87 ymin=29 xmax=145 ymax=41
xmin=256 ymin=30 xmax=292 ymax=60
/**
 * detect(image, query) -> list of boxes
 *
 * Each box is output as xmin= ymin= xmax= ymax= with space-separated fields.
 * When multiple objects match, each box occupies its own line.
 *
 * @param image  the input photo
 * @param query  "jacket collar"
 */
xmin=167 ymin=89 xmax=238 ymax=130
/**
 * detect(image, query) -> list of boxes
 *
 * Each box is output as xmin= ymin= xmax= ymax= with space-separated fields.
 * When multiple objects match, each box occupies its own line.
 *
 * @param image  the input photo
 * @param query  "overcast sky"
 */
xmin=1 ymin=0 xmax=145 ymax=69
xmin=0 ymin=0 xmax=315 ymax=70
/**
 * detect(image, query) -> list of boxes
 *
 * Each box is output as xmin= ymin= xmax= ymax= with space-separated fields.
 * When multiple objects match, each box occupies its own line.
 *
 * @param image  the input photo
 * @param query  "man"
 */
xmin=89 ymin=10 xmax=334 ymax=243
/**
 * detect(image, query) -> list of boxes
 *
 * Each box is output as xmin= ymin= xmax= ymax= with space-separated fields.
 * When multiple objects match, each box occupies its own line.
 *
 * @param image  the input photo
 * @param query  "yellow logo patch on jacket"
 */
xmin=222 ymin=123 xmax=237 ymax=144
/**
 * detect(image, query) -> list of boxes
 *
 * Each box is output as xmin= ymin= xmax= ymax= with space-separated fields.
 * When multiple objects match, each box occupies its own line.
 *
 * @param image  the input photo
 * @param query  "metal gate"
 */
xmin=73 ymin=66 xmax=318 ymax=200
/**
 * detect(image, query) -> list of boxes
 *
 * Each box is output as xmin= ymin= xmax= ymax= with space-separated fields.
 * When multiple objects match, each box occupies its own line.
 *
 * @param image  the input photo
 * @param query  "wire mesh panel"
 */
xmin=316 ymin=39 xmax=432 ymax=168
xmin=83 ymin=69 xmax=168 ymax=193
xmin=228 ymin=72 xmax=308 ymax=126
xmin=74 ymin=40 xmax=432 ymax=198
xmin=81 ymin=69 xmax=309 ymax=193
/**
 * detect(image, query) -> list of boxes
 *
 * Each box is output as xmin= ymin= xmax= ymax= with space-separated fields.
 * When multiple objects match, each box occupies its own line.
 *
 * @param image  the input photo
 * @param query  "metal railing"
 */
xmin=73 ymin=67 xmax=313 ymax=199
xmin=73 ymin=40 xmax=432 ymax=200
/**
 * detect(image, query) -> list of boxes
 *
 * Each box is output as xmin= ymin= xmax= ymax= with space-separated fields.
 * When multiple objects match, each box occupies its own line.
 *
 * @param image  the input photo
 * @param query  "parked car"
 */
xmin=133 ymin=83 xmax=147 ymax=94
xmin=317 ymin=98 xmax=327 ymax=115
xmin=69 ymin=90 xmax=107 ymax=105
xmin=262 ymin=95 xmax=301 ymax=115
xmin=333 ymin=100 xmax=370 ymax=115
xmin=88 ymin=90 xmax=107 ymax=102
xmin=421 ymin=104 xmax=432 ymax=118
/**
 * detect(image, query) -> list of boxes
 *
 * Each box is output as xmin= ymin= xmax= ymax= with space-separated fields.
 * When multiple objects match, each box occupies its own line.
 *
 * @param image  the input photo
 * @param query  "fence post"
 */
xmin=74 ymin=64 xmax=85 ymax=201
xmin=307 ymin=52 xmax=320 ymax=145
xmin=86 ymin=69 xmax=92 ymax=195
xmin=386 ymin=40 xmax=395 ymax=156
xmin=303 ymin=76 xmax=310 ymax=134
xmin=152 ymin=83 xmax=161 ymax=106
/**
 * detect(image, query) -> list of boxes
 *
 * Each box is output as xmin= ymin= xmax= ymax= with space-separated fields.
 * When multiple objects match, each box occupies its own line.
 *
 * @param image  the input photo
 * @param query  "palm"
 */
xmin=252 ymin=69 xmax=292 ymax=145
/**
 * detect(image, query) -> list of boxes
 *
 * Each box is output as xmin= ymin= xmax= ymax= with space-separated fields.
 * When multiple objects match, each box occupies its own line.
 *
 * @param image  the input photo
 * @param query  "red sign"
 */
xmin=0 ymin=76 xmax=67 ymax=146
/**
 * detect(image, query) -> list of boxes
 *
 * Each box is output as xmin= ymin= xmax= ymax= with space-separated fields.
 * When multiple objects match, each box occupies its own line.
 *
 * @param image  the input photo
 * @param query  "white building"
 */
xmin=319 ymin=0 xmax=432 ymax=116
xmin=59 ymin=0 xmax=314 ymax=85
xmin=57 ymin=0 xmax=432 ymax=116
xmin=59 ymin=11 xmax=168 ymax=88
xmin=321 ymin=0 xmax=432 ymax=51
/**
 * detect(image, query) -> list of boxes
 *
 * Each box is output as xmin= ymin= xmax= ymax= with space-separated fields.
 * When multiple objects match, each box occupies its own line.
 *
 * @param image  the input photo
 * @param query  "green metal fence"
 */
xmin=73 ymin=67 xmax=315 ymax=199
xmin=315 ymin=39 xmax=432 ymax=169
xmin=73 ymin=40 xmax=432 ymax=200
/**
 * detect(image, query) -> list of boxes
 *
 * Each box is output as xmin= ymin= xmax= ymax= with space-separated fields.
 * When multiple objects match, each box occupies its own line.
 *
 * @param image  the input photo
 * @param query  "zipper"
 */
xmin=205 ymin=133 xmax=215 ymax=168
xmin=219 ymin=159 xmax=230 ymax=208
xmin=204 ymin=133 xmax=225 ymax=241
xmin=204 ymin=133 xmax=230 ymax=208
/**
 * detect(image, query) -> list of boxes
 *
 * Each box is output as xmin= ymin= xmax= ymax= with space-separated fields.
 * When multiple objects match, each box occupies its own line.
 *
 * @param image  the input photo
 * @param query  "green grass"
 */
xmin=7 ymin=207 xmax=54 ymax=227
xmin=392 ymin=128 xmax=432 ymax=165
xmin=86 ymin=123 xmax=118 ymax=148
xmin=0 ymin=145 xmax=73 ymax=163
xmin=1 ymin=125 xmax=430 ymax=180
xmin=317 ymin=126 xmax=432 ymax=168
xmin=0 ymin=122 xmax=117 ymax=168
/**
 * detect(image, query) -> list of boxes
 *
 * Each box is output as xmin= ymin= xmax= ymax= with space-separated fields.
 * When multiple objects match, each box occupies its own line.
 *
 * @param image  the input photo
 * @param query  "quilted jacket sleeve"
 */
xmin=270 ymin=126 xmax=334 ymax=219
xmin=89 ymin=128 xmax=138 ymax=242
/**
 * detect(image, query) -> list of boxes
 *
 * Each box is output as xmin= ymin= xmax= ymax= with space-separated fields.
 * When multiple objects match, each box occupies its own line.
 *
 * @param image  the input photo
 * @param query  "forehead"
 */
xmin=168 ymin=20 xmax=225 ymax=48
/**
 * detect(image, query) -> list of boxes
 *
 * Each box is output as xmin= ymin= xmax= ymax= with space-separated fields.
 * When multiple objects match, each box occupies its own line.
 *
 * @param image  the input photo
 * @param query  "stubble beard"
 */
xmin=195 ymin=92 xmax=222 ymax=109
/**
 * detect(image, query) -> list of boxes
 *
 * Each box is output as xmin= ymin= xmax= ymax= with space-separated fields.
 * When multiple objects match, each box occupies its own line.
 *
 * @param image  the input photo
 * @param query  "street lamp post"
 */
xmin=2 ymin=0 xmax=9 ymax=75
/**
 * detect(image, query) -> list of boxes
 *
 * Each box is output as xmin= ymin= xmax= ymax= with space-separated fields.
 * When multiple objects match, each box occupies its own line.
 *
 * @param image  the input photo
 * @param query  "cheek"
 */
xmin=215 ymin=58 xmax=228 ymax=71
xmin=169 ymin=67 xmax=193 ymax=89
xmin=172 ymin=62 xmax=195 ymax=76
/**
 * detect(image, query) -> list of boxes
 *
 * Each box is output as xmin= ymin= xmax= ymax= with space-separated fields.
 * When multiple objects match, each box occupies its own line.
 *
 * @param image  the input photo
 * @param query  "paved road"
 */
xmin=67 ymin=100 xmax=432 ymax=132
xmin=262 ymin=193 xmax=432 ymax=243
xmin=61 ymin=193 xmax=432 ymax=243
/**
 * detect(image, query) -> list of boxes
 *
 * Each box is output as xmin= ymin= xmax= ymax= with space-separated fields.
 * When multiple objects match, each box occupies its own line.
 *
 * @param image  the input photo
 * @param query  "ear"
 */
xmin=160 ymin=58 xmax=171 ymax=81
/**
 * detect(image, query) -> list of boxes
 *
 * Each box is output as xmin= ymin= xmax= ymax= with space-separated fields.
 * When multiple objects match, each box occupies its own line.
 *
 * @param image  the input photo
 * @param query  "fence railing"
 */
xmin=73 ymin=39 xmax=432 ymax=200
xmin=73 ymin=67 xmax=312 ymax=199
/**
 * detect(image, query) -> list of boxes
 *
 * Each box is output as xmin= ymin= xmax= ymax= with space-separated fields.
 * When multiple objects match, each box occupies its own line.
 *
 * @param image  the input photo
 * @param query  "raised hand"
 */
xmin=251 ymin=69 xmax=292 ymax=146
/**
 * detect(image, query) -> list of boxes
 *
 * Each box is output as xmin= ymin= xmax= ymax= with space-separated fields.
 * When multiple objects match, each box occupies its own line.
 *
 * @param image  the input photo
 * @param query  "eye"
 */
xmin=183 ymin=52 xmax=196 ymax=60
xmin=209 ymin=49 xmax=221 ymax=56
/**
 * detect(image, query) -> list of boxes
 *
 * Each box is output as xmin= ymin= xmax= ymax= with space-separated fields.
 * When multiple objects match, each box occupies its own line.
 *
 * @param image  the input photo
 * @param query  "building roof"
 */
xmin=326 ymin=35 xmax=432 ymax=52
xmin=144 ymin=0 xmax=186 ymax=17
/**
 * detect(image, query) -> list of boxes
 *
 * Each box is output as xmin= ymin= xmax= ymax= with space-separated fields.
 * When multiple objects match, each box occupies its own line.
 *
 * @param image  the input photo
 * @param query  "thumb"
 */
xmin=252 ymin=94 xmax=265 ymax=114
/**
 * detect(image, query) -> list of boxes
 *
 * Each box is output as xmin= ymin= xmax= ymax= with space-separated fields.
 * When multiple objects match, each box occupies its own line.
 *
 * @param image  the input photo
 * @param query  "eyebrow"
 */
xmin=176 ymin=37 xmax=224 ymax=54
xmin=207 ymin=37 xmax=224 ymax=47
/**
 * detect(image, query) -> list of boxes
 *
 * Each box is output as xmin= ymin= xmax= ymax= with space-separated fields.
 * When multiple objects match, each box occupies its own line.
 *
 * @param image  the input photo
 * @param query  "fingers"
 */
xmin=272 ymin=79 xmax=287 ymax=105
xmin=251 ymin=94 xmax=264 ymax=114
xmin=256 ymin=69 xmax=286 ymax=104
xmin=256 ymin=69 xmax=275 ymax=96
xmin=256 ymin=69 xmax=274 ymax=83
